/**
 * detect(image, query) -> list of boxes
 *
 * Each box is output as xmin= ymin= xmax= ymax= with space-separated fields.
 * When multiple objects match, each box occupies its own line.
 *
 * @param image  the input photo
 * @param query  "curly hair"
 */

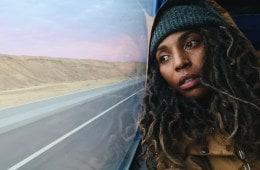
xmin=139 ymin=26 xmax=260 ymax=169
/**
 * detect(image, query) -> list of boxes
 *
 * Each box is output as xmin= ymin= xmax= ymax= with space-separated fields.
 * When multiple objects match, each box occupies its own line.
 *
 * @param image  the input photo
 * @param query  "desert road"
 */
xmin=0 ymin=78 xmax=144 ymax=170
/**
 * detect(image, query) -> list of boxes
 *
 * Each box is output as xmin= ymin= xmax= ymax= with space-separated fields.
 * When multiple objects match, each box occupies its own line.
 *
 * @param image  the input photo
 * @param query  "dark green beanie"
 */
xmin=149 ymin=0 xmax=227 ymax=57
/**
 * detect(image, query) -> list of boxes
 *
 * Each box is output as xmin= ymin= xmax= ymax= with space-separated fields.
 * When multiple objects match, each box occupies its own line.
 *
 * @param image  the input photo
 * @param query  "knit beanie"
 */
xmin=149 ymin=0 xmax=228 ymax=57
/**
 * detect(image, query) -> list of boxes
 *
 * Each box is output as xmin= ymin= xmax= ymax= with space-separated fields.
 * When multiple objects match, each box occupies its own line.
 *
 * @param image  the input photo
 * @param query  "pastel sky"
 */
xmin=0 ymin=0 xmax=153 ymax=62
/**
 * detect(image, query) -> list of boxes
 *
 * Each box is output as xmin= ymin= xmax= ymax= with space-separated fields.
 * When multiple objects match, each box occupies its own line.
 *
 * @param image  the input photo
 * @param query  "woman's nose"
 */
xmin=174 ymin=53 xmax=191 ymax=72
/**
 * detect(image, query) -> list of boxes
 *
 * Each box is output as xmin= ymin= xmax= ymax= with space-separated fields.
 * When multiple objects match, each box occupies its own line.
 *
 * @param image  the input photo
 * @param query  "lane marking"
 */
xmin=8 ymin=88 xmax=144 ymax=170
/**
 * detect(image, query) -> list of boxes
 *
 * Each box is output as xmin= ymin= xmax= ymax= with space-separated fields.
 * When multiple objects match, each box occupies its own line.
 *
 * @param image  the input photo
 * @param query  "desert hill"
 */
xmin=0 ymin=54 xmax=146 ymax=108
xmin=0 ymin=54 xmax=145 ymax=90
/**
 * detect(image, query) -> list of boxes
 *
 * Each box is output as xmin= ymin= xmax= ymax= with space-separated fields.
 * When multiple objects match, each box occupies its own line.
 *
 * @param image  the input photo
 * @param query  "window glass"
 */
xmin=0 ymin=0 xmax=154 ymax=169
xmin=0 ymin=0 xmax=151 ymax=108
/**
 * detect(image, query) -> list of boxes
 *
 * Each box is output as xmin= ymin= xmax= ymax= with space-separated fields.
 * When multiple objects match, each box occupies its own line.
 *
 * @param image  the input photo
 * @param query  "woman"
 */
xmin=139 ymin=0 xmax=260 ymax=169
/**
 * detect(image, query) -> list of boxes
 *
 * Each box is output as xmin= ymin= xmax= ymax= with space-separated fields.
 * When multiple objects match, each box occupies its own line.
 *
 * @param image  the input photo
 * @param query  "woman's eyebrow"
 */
xmin=156 ymin=30 xmax=199 ymax=54
xmin=156 ymin=45 xmax=167 ymax=53
xmin=178 ymin=30 xmax=198 ymax=42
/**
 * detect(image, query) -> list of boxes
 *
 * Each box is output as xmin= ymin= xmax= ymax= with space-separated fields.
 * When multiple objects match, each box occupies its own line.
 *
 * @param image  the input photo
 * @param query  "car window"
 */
xmin=0 ymin=1 xmax=155 ymax=169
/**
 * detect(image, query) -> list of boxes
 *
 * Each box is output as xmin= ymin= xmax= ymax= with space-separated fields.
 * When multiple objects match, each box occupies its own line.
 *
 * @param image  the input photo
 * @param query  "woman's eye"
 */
xmin=185 ymin=40 xmax=199 ymax=49
xmin=159 ymin=55 xmax=169 ymax=64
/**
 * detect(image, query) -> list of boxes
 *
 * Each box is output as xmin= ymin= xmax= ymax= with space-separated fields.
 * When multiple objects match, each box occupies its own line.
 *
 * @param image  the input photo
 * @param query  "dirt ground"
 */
xmin=0 ymin=77 xmax=125 ymax=108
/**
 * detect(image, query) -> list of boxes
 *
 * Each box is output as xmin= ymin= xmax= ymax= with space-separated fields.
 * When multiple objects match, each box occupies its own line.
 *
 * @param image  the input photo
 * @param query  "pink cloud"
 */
xmin=90 ymin=34 xmax=147 ymax=62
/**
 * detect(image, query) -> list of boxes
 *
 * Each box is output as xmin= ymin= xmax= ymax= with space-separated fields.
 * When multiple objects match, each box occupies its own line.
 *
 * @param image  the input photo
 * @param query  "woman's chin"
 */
xmin=181 ymin=85 xmax=211 ymax=100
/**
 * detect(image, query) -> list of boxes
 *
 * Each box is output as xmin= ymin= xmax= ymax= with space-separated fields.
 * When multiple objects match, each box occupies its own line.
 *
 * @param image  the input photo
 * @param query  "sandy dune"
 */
xmin=0 ymin=54 xmax=145 ymax=108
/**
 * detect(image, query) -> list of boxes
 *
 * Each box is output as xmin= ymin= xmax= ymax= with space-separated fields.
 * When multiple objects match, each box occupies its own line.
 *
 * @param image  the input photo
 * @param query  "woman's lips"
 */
xmin=179 ymin=74 xmax=200 ymax=90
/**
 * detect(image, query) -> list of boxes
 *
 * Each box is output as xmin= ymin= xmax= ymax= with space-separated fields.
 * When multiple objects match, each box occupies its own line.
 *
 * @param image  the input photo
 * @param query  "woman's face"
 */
xmin=156 ymin=30 xmax=209 ymax=99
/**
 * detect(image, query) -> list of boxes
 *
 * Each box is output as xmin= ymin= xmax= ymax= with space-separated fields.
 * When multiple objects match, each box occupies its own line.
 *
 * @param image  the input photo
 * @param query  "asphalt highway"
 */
xmin=0 ymin=78 xmax=144 ymax=170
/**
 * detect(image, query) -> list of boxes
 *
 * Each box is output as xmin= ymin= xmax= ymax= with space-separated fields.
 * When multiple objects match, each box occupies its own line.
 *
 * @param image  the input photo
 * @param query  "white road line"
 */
xmin=8 ymin=88 xmax=144 ymax=170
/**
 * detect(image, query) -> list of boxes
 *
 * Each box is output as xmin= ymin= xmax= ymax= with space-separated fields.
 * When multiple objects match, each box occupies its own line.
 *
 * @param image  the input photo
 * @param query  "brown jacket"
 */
xmin=182 ymin=135 xmax=260 ymax=170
